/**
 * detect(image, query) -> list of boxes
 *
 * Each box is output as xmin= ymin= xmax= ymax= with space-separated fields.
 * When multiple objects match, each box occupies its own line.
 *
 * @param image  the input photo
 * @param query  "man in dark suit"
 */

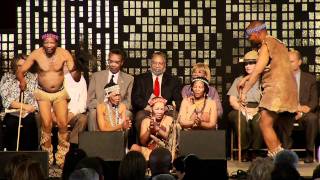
xmin=289 ymin=49 xmax=318 ymax=163
xmin=132 ymin=51 xmax=182 ymax=136
xmin=87 ymin=49 xmax=134 ymax=131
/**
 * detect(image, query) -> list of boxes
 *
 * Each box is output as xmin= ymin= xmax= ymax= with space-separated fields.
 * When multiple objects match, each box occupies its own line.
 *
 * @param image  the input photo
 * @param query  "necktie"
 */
xmin=154 ymin=76 xmax=160 ymax=97
xmin=110 ymin=74 xmax=115 ymax=84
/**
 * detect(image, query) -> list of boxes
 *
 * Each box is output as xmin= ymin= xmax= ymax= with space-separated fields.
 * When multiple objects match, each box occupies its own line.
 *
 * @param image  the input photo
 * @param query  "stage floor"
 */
xmin=228 ymin=160 xmax=318 ymax=179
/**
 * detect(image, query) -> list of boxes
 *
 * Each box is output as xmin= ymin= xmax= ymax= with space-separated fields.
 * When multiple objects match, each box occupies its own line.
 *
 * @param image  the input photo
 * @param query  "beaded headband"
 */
xmin=41 ymin=33 xmax=59 ymax=41
xmin=192 ymin=77 xmax=209 ymax=86
xmin=245 ymin=24 xmax=266 ymax=38
xmin=148 ymin=97 xmax=167 ymax=106
xmin=105 ymin=84 xmax=120 ymax=96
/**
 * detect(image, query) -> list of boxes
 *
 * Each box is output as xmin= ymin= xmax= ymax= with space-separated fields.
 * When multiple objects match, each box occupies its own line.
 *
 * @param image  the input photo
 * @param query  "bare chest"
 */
xmin=36 ymin=54 xmax=66 ymax=72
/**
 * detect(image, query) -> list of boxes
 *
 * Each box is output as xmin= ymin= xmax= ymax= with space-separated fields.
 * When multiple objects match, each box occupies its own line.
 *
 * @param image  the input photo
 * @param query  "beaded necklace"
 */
xmin=106 ymin=103 xmax=119 ymax=127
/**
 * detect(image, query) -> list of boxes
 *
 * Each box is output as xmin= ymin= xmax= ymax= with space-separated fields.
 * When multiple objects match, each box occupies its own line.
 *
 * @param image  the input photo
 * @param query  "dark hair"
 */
xmin=69 ymin=168 xmax=99 ymax=180
xmin=273 ymin=150 xmax=299 ymax=168
xmin=11 ymin=54 xmax=27 ymax=74
xmin=183 ymin=154 xmax=202 ymax=180
xmin=191 ymin=77 xmax=209 ymax=95
xmin=109 ymin=49 xmax=126 ymax=62
xmin=247 ymin=157 xmax=274 ymax=180
xmin=75 ymin=157 xmax=104 ymax=177
xmin=271 ymin=163 xmax=301 ymax=180
xmin=4 ymin=154 xmax=31 ymax=180
xmin=312 ymin=164 xmax=320 ymax=179
xmin=149 ymin=147 xmax=172 ymax=176
xmin=62 ymin=148 xmax=87 ymax=180
xmin=173 ymin=156 xmax=185 ymax=173
xmin=12 ymin=159 xmax=45 ymax=180
xmin=119 ymin=151 xmax=146 ymax=180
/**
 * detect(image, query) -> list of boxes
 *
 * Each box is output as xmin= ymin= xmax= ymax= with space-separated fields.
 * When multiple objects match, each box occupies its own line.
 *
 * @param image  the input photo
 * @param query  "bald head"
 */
xmin=288 ymin=49 xmax=302 ymax=73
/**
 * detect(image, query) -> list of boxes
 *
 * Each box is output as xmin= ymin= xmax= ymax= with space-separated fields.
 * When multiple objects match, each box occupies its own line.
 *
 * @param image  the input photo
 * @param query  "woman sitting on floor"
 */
xmin=131 ymin=97 xmax=173 ymax=160
xmin=96 ymin=82 xmax=131 ymax=131
xmin=178 ymin=77 xmax=217 ymax=130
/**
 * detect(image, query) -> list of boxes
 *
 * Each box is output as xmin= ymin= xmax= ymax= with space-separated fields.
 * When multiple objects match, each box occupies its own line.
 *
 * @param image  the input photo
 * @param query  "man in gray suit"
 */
xmin=289 ymin=49 xmax=318 ymax=163
xmin=87 ymin=49 xmax=134 ymax=131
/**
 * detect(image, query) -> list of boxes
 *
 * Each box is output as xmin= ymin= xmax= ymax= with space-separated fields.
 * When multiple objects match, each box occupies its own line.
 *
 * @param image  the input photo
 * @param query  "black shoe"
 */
xmin=304 ymin=150 xmax=314 ymax=163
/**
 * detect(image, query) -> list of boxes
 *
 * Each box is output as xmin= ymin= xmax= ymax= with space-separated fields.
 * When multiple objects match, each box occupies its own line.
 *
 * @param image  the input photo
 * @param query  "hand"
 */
xmin=165 ymin=105 xmax=173 ymax=111
xmin=122 ymin=118 xmax=132 ymax=130
xmin=187 ymin=96 xmax=195 ymax=103
xmin=23 ymin=104 xmax=35 ymax=113
xmin=149 ymin=118 xmax=158 ymax=134
xmin=19 ymin=79 xmax=27 ymax=91
xmin=295 ymin=111 xmax=303 ymax=120
xmin=237 ymin=78 xmax=247 ymax=93
xmin=298 ymin=105 xmax=310 ymax=113
xmin=194 ymin=114 xmax=202 ymax=126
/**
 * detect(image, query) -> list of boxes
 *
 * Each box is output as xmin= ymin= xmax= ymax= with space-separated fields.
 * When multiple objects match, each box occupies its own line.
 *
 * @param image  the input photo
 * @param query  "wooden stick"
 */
xmin=16 ymin=92 xmax=24 ymax=151
xmin=238 ymin=90 xmax=242 ymax=162
xmin=237 ymin=106 xmax=241 ymax=162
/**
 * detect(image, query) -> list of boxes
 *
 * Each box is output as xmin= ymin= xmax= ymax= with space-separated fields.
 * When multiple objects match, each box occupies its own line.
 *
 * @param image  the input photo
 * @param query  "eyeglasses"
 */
xmin=244 ymin=61 xmax=256 ymax=66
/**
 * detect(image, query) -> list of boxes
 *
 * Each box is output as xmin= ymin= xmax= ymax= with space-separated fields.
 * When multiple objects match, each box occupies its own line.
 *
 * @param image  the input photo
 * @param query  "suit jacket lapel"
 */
xmin=161 ymin=73 xmax=168 ymax=98
xmin=102 ymin=70 xmax=109 ymax=87
xmin=147 ymin=72 xmax=154 ymax=96
xmin=299 ymin=71 xmax=306 ymax=102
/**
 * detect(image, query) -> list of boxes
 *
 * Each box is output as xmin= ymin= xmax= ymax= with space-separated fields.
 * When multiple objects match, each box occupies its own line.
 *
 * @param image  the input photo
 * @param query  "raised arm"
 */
xmin=241 ymin=44 xmax=269 ymax=95
xmin=178 ymin=99 xmax=196 ymax=128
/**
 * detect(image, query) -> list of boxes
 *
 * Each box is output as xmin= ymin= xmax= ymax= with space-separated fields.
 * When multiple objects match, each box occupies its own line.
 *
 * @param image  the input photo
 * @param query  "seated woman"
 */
xmin=131 ymin=97 xmax=173 ymax=160
xmin=179 ymin=77 xmax=217 ymax=129
xmin=96 ymin=82 xmax=131 ymax=131
xmin=0 ymin=54 xmax=39 ymax=150
xmin=181 ymin=63 xmax=223 ymax=118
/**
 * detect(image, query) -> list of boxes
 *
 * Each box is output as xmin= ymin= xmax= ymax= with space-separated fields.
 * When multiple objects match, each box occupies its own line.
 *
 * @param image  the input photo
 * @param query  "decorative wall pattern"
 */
xmin=1 ymin=0 xmax=320 ymax=108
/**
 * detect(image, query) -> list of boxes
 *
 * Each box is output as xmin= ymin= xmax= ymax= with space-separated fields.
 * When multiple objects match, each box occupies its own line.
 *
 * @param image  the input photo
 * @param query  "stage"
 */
xmin=228 ymin=160 xmax=318 ymax=179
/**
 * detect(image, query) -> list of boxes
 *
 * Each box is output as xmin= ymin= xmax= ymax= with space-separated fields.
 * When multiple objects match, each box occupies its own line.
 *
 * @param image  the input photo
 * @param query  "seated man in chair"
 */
xmin=289 ymin=49 xmax=318 ymax=163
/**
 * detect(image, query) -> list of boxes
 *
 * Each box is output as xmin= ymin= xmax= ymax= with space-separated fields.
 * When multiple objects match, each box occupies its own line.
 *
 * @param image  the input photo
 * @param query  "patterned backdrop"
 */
xmin=0 ymin=0 xmax=320 ymax=113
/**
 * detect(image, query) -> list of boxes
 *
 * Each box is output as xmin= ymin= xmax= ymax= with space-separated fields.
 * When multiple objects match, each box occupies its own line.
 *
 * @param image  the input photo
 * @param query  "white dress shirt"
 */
xmin=107 ymin=70 xmax=120 ymax=84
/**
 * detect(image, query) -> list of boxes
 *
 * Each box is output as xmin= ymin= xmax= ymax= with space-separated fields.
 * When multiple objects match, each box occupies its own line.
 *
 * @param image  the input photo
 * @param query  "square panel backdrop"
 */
xmin=1 ymin=0 xmax=320 ymax=113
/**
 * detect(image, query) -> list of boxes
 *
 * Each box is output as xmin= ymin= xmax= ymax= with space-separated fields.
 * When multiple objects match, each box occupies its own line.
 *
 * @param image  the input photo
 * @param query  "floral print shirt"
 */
xmin=0 ymin=72 xmax=38 ymax=110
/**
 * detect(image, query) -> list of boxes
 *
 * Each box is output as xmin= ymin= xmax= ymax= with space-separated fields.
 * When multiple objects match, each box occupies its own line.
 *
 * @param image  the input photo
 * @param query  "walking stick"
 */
xmin=16 ymin=91 xmax=24 ymax=151
xmin=170 ymin=101 xmax=177 ymax=161
xmin=237 ymin=106 xmax=241 ymax=162
xmin=238 ymin=90 xmax=242 ymax=162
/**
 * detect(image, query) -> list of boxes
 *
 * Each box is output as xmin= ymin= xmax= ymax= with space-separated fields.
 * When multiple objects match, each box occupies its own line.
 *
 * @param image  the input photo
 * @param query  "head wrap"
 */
xmin=245 ymin=23 xmax=266 ymax=38
xmin=104 ymin=84 xmax=120 ymax=96
xmin=148 ymin=97 xmax=167 ymax=107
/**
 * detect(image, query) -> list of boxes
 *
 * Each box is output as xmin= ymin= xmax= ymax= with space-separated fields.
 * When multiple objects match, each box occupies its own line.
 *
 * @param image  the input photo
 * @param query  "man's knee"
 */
xmin=77 ymin=114 xmax=88 ymax=129
xmin=87 ymin=109 xmax=97 ymax=131
xmin=303 ymin=112 xmax=318 ymax=126
xmin=259 ymin=111 xmax=274 ymax=128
